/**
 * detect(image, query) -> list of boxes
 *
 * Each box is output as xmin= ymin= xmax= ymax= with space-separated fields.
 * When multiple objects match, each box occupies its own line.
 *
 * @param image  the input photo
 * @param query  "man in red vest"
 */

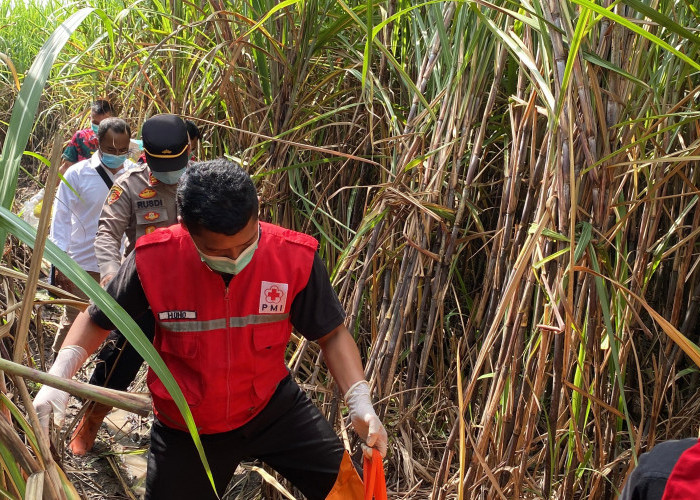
xmin=620 ymin=438 xmax=700 ymax=499
xmin=34 ymin=159 xmax=387 ymax=499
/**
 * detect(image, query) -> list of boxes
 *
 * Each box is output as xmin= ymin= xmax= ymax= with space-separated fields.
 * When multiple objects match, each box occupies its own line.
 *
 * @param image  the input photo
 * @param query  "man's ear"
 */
xmin=178 ymin=215 xmax=186 ymax=229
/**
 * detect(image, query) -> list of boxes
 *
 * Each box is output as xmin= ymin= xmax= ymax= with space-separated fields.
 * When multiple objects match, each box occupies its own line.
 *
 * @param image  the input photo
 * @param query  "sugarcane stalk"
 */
xmin=0 ymin=357 xmax=151 ymax=417
xmin=12 ymin=135 xmax=64 ymax=500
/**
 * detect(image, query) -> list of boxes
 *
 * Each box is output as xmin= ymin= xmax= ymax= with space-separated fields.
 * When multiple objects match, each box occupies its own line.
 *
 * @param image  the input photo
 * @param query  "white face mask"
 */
xmin=194 ymin=231 xmax=259 ymax=275
xmin=151 ymin=167 xmax=186 ymax=185
xmin=99 ymin=150 xmax=127 ymax=169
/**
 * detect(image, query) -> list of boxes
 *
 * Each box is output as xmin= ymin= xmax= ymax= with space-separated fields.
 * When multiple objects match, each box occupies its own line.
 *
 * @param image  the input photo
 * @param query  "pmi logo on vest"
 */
xmin=259 ymin=281 xmax=288 ymax=313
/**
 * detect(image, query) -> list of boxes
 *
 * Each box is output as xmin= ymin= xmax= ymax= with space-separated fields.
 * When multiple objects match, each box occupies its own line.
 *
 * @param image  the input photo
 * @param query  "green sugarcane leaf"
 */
xmin=0 ymin=208 xmax=219 ymax=498
xmin=0 ymin=8 xmax=94 ymax=245
xmin=622 ymin=0 xmax=700 ymax=47
xmin=571 ymin=0 xmax=700 ymax=72
xmin=581 ymin=50 xmax=650 ymax=89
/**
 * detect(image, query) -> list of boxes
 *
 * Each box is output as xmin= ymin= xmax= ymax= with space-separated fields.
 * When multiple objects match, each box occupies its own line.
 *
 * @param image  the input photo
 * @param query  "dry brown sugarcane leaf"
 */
xmin=105 ymin=456 xmax=138 ymax=500
xmin=574 ymin=266 xmax=700 ymax=367
xmin=464 ymin=430 xmax=507 ymax=500
xmin=563 ymin=379 xmax=624 ymax=419
xmin=0 ymin=265 xmax=81 ymax=300
xmin=25 ymin=471 xmax=44 ymax=500
xmin=247 ymin=465 xmax=296 ymax=500
xmin=193 ymin=117 xmax=382 ymax=166
xmin=0 ymin=277 xmax=15 ymax=338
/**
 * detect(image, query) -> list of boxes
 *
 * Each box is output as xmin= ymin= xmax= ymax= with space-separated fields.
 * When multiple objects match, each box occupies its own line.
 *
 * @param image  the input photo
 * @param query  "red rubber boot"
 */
xmin=69 ymin=402 xmax=112 ymax=455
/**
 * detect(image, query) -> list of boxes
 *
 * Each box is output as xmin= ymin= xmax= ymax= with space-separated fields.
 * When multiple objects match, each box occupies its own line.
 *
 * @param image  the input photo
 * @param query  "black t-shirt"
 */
xmin=88 ymin=251 xmax=346 ymax=341
xmin=619 ymin=438 xmax=699 ymax=500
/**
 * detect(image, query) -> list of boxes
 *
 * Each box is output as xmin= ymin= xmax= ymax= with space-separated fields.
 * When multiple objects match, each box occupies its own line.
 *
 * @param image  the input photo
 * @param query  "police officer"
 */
xmin=70 ymin=114 xmax=191 ymax=455
xmin=96 ymin=113 xmax=189 ymax=282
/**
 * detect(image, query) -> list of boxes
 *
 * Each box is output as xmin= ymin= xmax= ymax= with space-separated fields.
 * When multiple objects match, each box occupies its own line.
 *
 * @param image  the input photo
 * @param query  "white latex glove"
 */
xmin=345 ymin=380 xmax=388 ymax=459
xmin=33 ymin=345 xmax=87 ymax=435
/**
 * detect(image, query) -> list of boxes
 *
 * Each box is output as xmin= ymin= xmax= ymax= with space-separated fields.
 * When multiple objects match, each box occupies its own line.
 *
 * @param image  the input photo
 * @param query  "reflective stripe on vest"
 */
xmin=158 ymin=313 xmax=290 ymax=332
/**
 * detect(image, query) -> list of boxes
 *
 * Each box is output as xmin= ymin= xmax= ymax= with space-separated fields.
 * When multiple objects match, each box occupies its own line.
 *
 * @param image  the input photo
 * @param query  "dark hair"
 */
xmin=177 ymin=159 xmax=258 ymax=235
xmin=91 ymin=99 xmax=113 ymax=116
xmin=97 ymin=117 xmax=131 ymax=141
xmin=185 ymin=120 xmax=201 ymax=139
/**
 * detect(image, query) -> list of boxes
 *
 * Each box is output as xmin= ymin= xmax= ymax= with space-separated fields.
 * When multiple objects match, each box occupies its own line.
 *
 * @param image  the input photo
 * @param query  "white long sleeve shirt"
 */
xmin=50 ymin=152 xmax=135 ymax=272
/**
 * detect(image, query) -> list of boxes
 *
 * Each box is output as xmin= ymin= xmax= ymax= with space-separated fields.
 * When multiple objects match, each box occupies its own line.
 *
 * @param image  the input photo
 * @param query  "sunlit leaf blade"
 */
xmin=0 ymin=208 xmax=219 ymax=497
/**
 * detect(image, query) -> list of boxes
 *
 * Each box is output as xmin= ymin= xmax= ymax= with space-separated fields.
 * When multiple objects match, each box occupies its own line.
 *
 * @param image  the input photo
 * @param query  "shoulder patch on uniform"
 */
xmin=107 ymin=185 xmax=123 ymax=205
xmin=139 ymin=187 xmax=157 ymax=199
xmin=123 ymin=164 xmax=148 ymax=177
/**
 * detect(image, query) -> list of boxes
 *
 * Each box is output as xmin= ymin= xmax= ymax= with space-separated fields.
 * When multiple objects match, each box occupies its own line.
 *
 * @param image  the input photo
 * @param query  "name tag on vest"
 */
xmin=259 ymin=281 xmax=288 ymax=313
xmin=158 ymin=310 xmax=197 ymax=320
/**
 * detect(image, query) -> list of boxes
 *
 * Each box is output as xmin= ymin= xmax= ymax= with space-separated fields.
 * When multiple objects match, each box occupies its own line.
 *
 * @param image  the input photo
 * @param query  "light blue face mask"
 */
xmin=151 ymin=167 xmax=186 ymax=185
xmin=100 ymin=151 xmax=128 ymax=170
xmin=195 ymin=232 xmax=259 ymax=275
xmin=91 ymin=123 xmax=100 ymax=134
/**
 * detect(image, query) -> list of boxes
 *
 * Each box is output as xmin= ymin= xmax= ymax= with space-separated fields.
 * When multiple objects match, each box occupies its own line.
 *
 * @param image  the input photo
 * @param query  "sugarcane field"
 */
xmin=0 ymin=0 xmax=699 ymax=499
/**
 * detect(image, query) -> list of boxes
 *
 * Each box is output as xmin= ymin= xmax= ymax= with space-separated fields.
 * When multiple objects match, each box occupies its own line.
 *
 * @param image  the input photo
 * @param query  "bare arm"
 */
xmin=317 ymin=323 xmax=389 ymax=457
xmin=59 ymin=159 xmax=75 ymax=175
xmin=317 ymin=323 xmax=366 ymax=394
xmin=63 ymin=310 xmax=111 ymax=355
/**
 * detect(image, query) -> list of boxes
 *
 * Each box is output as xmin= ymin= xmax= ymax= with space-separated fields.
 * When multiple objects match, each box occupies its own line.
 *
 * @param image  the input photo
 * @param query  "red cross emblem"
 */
xmin=259 ymin=281 xmax=288 ymax=313
xmin=265 ymin=286 xmax=283 ymax=303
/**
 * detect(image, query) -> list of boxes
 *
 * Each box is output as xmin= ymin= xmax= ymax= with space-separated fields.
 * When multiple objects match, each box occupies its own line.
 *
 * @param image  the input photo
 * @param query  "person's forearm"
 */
xmin=63 ymin=311 xmax=111 ymax=355
xmin=317 ymin=324 xmax=366 ymax=394
xmin=320 ymin=324 xmax=389 ymax=457
xmin=59 ymin=159 xmax=74 ymax=175
xmin=95 ymin=223 xmax=125 ymax=278
xmin=34 ymin=311 xmax=111 ymax=434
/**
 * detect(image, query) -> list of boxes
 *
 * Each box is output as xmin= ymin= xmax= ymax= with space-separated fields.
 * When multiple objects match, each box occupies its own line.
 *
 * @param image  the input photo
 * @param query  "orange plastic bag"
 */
xmin=326 ymin=450 xmax=364 ymax=499
xmin=363 ymin=449 xmax=387 ymax=500
xmin=326 ymin=449 xmax=387 ymax=500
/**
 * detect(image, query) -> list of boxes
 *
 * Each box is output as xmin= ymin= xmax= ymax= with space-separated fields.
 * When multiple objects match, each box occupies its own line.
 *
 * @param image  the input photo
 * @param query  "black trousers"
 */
xmin=88 ymin=311 xmax=155 ymax=390
xmin=145 ymin=375 xmax=345 ymax=500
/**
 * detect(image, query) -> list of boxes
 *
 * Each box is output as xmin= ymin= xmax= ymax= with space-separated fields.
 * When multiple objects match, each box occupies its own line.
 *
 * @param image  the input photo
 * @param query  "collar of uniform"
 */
xmin=146 ymin=167 xmax=160 ymax=187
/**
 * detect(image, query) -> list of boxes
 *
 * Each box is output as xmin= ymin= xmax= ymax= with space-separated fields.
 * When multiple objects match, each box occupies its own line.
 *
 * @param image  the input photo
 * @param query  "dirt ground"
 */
xmin=60 ymin=406 xmax=266 ymax=499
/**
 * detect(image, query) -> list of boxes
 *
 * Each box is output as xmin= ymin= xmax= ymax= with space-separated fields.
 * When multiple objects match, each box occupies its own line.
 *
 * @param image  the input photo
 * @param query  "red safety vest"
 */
xmin=662 ymin=439 xmax=700 ymax=500
xmin=135 ymin=222 xmax=317 ymax=433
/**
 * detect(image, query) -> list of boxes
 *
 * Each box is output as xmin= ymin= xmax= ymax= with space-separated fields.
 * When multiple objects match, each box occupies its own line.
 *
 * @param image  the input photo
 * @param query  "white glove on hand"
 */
xmin=33 ymin=345 xmax=87 ymax=435
xmin=345 ymin=380 xmax=388 ymax=458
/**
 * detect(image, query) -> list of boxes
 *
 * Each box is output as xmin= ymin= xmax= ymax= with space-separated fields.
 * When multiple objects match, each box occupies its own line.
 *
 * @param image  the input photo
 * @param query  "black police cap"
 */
xmin=142 ymin=114 xmax=189 ymax=172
